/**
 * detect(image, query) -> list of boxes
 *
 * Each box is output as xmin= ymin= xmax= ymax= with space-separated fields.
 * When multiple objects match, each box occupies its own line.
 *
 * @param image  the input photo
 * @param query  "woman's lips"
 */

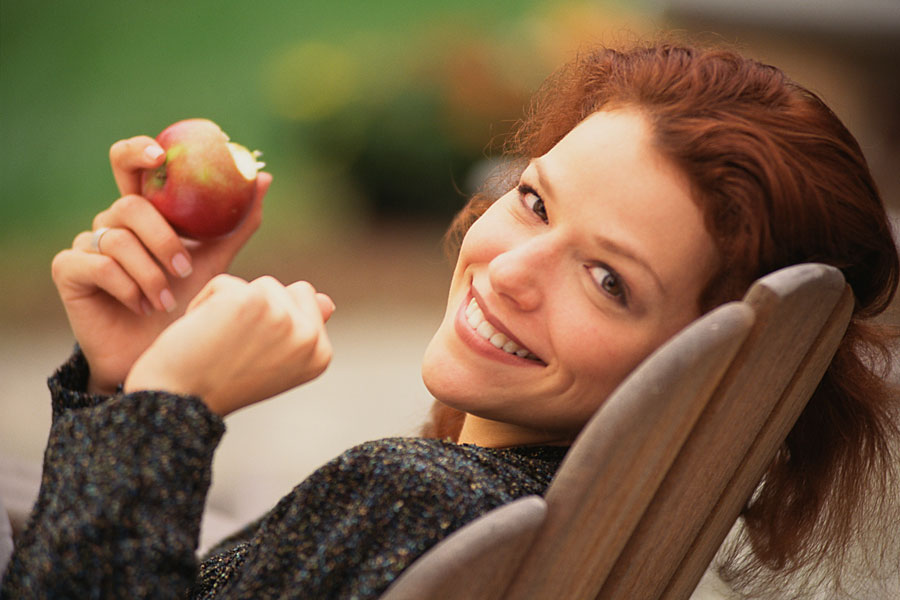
xmin=453 ymin=291 xmax=545 ymax=366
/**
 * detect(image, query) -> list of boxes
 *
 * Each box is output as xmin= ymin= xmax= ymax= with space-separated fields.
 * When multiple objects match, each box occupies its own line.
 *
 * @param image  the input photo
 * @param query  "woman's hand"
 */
xmin=51 ymin=136 xmax=271 ymax=394
xmin=124 ymin=275 xmax=335 ymax=416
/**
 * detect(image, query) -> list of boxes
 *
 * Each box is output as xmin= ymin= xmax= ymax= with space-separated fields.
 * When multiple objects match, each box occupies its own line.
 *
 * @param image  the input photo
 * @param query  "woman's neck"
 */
xmin=457 ymin=414 xmax=572 ymax=448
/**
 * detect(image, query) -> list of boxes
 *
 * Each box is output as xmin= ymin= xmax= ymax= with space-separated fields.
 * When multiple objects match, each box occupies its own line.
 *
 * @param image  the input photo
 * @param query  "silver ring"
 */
xmin=90 ymin=227 xmax=112 ymax=253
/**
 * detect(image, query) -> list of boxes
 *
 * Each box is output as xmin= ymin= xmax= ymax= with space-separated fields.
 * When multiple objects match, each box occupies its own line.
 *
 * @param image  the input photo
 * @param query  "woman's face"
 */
xmin=421 ymin=109 xmax=719 ymax=447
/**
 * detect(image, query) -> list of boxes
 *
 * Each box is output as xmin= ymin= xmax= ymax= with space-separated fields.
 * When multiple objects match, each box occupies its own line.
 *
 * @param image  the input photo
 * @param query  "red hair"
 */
xmin=428 ymin=41 xmax=900 ymax=593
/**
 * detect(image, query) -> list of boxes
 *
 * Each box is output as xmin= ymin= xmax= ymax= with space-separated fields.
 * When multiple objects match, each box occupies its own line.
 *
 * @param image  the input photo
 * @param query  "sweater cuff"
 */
xmin=47 ymin=348 xmax=225 ymax=442
xmin=48 ymin=347 xmax=108 ymax=417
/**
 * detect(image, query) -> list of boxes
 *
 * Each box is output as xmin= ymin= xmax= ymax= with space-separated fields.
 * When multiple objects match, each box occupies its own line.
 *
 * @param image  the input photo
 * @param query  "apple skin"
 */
xmin=141 ymin=118 xmax=260 ymax=240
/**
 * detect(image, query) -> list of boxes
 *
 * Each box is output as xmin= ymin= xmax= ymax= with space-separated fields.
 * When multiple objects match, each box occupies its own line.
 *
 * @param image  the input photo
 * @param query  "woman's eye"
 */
xmin=587 ymin=264 xmax=627 ymax=304
xmin=517 ymin=184 xmax=548 ymax=223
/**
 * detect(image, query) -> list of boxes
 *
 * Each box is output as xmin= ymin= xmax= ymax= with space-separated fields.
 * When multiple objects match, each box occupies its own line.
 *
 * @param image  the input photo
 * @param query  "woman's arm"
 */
xmin=1 ymin=351 xmax=224 ymax=598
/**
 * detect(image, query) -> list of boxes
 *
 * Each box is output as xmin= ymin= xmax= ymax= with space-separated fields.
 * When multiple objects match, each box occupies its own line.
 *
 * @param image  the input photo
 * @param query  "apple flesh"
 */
xmin=141 ymin=118 xmax=265 ymax=239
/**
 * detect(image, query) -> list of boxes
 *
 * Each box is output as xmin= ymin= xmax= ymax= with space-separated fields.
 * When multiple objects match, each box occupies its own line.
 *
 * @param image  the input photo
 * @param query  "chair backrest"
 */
xmin=594 ymin=263 xmax=851 ymax=600
xmin=381 ymin=263 xmax=852 ymax=600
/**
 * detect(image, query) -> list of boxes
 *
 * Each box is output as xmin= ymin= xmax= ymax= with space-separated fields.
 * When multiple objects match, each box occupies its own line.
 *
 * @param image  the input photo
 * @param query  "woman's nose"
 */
xmin=487 ymin=238 xmax=552 ymax=312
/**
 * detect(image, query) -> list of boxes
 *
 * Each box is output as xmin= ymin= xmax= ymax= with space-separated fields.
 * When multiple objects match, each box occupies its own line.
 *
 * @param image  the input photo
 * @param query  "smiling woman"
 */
xmin=2 ymin=40 xmax=898 ymax=599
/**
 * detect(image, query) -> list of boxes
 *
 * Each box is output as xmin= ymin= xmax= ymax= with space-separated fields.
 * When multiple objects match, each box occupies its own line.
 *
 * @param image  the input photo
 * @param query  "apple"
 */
xmin=141 ymin=118 xmax=265 ymax=239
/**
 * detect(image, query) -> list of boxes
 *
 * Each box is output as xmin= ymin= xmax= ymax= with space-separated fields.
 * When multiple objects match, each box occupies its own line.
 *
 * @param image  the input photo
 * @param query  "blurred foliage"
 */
xmin=0 ymin=0 xmax=657 ymax=321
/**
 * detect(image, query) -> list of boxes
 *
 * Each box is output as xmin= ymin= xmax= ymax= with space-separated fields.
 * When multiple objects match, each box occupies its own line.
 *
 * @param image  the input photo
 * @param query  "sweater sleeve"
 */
xmin=1 ymin=350 xmax=225 ymax=599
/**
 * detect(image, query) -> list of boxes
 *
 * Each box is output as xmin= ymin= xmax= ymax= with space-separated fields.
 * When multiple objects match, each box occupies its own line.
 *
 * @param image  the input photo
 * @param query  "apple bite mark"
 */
xmin=227 ymin=143 xmax=265 ymax=180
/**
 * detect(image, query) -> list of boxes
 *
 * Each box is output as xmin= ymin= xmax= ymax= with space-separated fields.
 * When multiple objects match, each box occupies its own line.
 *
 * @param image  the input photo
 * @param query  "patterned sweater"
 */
xmin=1 ymin=351 xmax=567 ymax=599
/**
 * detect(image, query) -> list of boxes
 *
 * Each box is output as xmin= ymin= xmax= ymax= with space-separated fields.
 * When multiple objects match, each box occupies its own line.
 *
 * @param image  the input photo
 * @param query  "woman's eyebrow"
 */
xmin=593 ymin=234 xmax=667 ymax=297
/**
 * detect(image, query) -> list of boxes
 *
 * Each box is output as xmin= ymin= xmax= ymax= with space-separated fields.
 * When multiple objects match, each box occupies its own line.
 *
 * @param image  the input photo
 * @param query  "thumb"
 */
xmin=203 ymin=171 xmax=272 ymax=260
xmin=186 ymin=274 xmax=246 ymax=312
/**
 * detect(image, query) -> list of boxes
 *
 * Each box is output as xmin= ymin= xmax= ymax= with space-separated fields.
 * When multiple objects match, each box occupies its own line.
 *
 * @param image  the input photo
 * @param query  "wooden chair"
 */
xmin=381 ymin=263 xmax=853 ymax=600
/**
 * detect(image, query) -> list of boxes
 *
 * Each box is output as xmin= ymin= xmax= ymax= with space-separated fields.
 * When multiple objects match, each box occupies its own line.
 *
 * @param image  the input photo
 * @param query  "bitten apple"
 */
xmin=141 ymin=118 xmax=265 ymax=239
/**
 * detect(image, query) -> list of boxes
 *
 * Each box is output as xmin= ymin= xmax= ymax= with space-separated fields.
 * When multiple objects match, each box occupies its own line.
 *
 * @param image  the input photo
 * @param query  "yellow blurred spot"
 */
xmin=264 ymin=41 xmax=359 ymax=122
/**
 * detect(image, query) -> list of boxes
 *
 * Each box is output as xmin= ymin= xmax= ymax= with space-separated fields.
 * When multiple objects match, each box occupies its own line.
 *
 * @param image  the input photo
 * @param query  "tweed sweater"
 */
xmin=1 ymin=351 xmax=567 ymax=599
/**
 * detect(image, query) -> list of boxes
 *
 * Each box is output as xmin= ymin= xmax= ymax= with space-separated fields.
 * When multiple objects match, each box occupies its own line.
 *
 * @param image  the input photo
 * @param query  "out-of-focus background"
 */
xmin=2 ymin=0 xmax=898 ymax=591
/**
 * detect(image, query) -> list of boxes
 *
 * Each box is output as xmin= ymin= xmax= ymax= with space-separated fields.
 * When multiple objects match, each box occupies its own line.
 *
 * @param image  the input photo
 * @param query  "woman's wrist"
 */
xmin=87 ymin=377 xmax=121 ymax=397
xmin=123 ymin=365 xmax=226 ymax=416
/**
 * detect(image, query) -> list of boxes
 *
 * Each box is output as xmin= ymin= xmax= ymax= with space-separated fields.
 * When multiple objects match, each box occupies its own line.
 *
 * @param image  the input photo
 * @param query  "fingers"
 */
xmin=92 ymin=194 xmax=192 ymax=280
xmin=72 ymin=228 xmax=177 ymax=313
xmin=109 ymin=135 xmax=165 ymax=197
xmin=62 ymin=193 xmax=194 ymax=316
xmin=280 ymin=279 xmax=333 ymax=377
xmin=52 ymin=248 xmax=152 ymax=316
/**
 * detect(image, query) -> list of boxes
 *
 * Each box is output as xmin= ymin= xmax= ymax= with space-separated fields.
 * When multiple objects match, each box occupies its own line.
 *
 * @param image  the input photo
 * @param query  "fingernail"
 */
xmin=171 ymin=253 xmax=192 ymax=278
xmin=160 ymin=289 xmax=177 ymax=313
xmin=144 ymin=145 xmax=165 ymax=160
xmin=141 ymin=298 xmax=154 ymax=315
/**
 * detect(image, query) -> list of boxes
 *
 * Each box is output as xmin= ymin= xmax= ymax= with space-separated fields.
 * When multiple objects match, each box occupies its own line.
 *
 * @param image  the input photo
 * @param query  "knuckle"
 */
xmin=209 ymin=273 xmax=234 ymax=286
xmin=116 ymin=193 xmax=144 ymax=213
xmin=95 ymin=255 xmax=120 ymax=279
xmin=253 ymin=275 xmax=283 ymax=290
xmin=100 ymin=228 xmax=126 ymax=253
xmin=294 ymin=280 xmax=316 ymax=294
xmin=50 ymin=250 xmax=72 ymax=283
xmin=240 ymin=287 xmax=269 ymax=316
xmin=92 ymin=211 xmax=109 ymax=230
xmin=109 ymin=136 xmax=152 ymax=165
xmin=72 ymin=231 xmax=91 ymax=248
xmin=272 ymin=311 xmax=294 ymax=337
xmin=292 ymin=315 xmax=319 ymax=341
xmin=109 ymin=139 xmax=128 ymax=163
xmin=205 ymin=273 xmax=240 ymax=295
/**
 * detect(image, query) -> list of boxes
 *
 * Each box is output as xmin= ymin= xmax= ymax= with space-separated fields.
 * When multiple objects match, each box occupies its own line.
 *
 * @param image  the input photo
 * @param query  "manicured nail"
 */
xmin=160 ymin=289 xmax=177 ymax=313
xmin=171 ymin=253 xmax=192 ymax=278
xmin=144 ymin=145 xmax=165 ymax=160
xmin=141 ymin=298 xmax=154 ymax=316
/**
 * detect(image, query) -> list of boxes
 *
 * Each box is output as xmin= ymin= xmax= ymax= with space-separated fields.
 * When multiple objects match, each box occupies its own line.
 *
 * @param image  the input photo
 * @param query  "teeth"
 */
xmin=465 ymin=297 xmax=540 ymax=361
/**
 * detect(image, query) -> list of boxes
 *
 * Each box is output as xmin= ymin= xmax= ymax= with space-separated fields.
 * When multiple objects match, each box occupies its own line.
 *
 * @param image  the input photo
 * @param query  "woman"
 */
xmin=3 ymin=41 xmax=898 ymax=598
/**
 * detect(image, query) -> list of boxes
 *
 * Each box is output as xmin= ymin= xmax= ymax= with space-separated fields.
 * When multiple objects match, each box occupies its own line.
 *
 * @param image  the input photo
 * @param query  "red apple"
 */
xmin=141 ymin=118 xmax=265 ymax=239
